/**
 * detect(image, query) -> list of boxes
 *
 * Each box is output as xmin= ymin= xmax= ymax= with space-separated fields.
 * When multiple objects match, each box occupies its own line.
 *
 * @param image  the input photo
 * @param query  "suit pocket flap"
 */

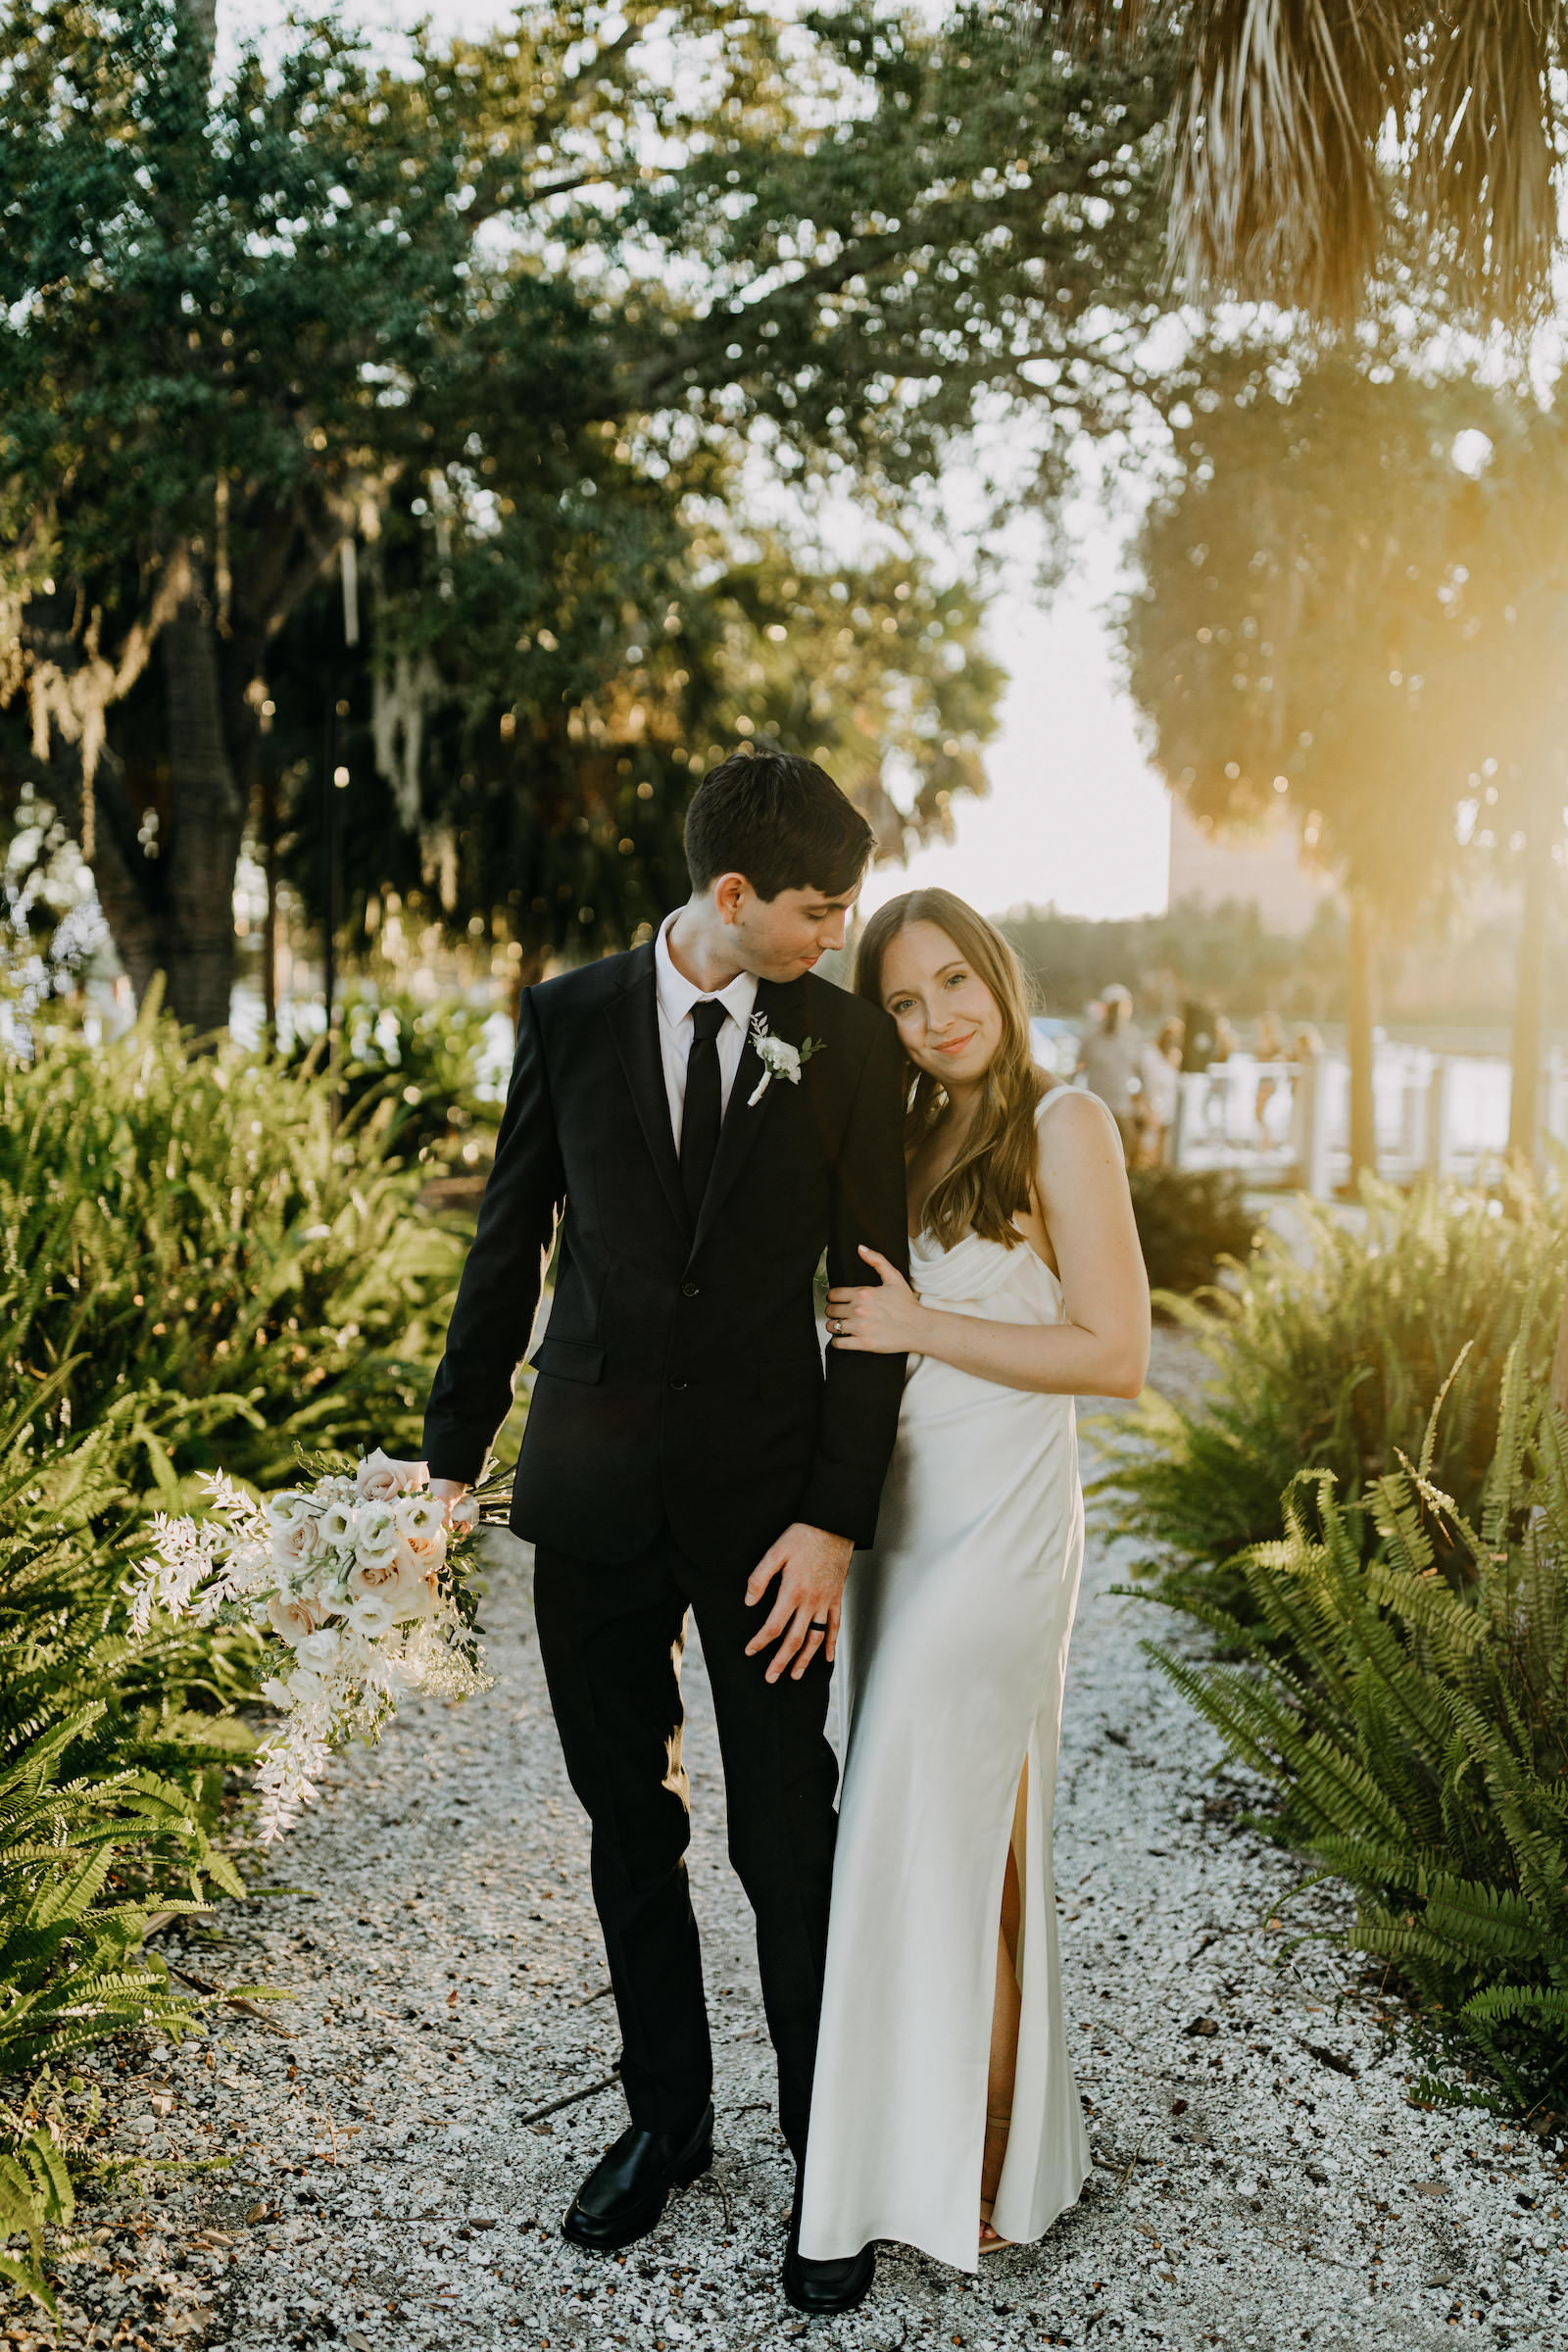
xmin=529 ymin=1336 xmax=606 ymax=1385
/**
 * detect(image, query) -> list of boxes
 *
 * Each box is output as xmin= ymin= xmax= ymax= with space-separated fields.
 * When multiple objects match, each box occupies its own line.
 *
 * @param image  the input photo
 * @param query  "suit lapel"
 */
xmin=688 ymin=975 xmax=801 ymax=1262
xmin=604 ymin=944 xmax=690 ymax=1240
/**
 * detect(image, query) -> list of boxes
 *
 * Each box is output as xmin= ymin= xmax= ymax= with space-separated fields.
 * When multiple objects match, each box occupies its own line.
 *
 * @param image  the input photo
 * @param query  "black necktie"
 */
xmin=680 ymin=1000 xmax=726 ymax=1221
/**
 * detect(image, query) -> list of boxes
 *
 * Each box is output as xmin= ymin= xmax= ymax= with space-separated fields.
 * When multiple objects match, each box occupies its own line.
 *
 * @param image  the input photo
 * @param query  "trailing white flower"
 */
xmin=127 ymin=1447 xmax=491 ymax=1840
xmin=746 ymin=1012 xmax=826 ymax=1107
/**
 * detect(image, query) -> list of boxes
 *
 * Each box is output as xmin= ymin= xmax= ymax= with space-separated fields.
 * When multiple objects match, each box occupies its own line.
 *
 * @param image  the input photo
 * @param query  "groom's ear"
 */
xmin=712 ymin=872 xmax=752 ymax=925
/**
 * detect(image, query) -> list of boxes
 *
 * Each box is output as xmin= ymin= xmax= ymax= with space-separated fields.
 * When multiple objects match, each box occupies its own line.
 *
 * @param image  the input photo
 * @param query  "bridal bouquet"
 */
xmin=128 ymin=1449 xmax=491 ymax=1841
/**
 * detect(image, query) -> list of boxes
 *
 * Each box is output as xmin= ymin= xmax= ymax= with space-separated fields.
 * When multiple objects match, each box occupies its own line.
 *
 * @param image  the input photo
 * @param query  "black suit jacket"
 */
xmin=422 ymin=943 xmax=910 ymax=1573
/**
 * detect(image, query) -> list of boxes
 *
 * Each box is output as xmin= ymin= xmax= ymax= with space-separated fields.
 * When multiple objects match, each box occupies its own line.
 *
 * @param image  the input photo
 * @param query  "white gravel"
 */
xmin=6 ymin=1340 xmax=1565 ymax=2349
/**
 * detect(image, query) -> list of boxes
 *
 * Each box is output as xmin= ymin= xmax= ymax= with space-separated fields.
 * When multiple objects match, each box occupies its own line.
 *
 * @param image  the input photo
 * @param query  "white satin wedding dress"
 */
xmin=798 ymin=1087 xmax=1097 ymax=2272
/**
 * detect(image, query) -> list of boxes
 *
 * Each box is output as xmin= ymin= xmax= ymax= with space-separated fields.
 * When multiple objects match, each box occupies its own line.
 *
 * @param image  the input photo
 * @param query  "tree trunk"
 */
xmin=155 ymin=600 xmax=247 ymax=1033
xmin=1347 ymin=886 xmax=1378 ymax=1184
xmin=262 ymin=760 xmax=279 ymax=1039
xmin=88 ymin=598 xmax=247 ymax=1033
xmin=1507 ymin=784 xmax=1557 ymax=1173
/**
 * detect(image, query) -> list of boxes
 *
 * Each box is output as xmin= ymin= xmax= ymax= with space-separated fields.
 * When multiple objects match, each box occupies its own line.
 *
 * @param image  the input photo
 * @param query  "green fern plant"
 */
xmin=0 ymin=2112 xmax=74 ymax=2306
xmin=0 ymin=1357 xmax=260 ymax=2299
xmin=1143 ymin=1336 xmax=1568 ymax=2111
xmin=1093 ymin=1173 xmax=1566 ymax=1626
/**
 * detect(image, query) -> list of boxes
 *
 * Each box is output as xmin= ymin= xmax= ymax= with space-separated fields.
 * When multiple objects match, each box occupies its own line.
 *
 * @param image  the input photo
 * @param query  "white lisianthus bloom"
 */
xmin=354 ymin=1501 xmax=397 ymax=1555
xmin=356 ymin=1447 xmax=428 ymax=1504
xmin=393 ymin=1493 xmax=445 ymax=1542
xmin=348 ymin=1592 xmax=400 ymax=1640
xmin=261 ymin=1676 xmax=295 ymax=1709
xmin=449 ymin=1494 xmax=479 ymax=1534
xmin=317 ymin=1498 xmax=356 ymax=1547
xmin=268 ymin=1592 xmax=322 ymax=1646
xmin=266 ymin=1491 xmax=315 ymax=1534
xmin=287 ymin=1665 xmax=324 ymax=1702
xmin=296 ymin=1626 xmax=342 ymax=1673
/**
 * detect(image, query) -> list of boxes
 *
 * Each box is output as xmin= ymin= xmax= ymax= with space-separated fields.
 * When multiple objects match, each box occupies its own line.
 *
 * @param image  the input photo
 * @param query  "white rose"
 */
xmin=356 ymin=1447 xmax=428 ymax=1505
xmin=347 ymin=1592 xmax=400 ymax=1640
xmin=403 ymin=1530 xmax=447 ymax=1574
xmin=393 ymin=1493 xmax=445 ymax=1542
xmin=348 ymin=1541 xmax=431 ymax=1618
xmin=268 ymin=1592 xmax=322 ymax=1647
xmin=270 ymin=1516 xmax=321 ymax=1573
xmin=347 ymin=1546 xmax=403 ymax=1600
xmin=395 ymin=1574 xmax=436 ymax=1623
xmin=266 ymin=1492 xmax=314 ymax=1534
xmin=296 ymin=1627 xmax=342 ymax=1673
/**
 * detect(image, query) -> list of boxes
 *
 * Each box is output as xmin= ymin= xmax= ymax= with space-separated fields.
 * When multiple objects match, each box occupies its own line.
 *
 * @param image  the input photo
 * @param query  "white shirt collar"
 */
xmin=655 ymin=910 xmax=759 ymax=1033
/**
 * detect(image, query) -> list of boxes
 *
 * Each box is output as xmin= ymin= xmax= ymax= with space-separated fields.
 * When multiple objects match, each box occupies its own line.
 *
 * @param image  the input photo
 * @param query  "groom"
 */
xmin=422 ymin=750 xmax=907 ymax=2313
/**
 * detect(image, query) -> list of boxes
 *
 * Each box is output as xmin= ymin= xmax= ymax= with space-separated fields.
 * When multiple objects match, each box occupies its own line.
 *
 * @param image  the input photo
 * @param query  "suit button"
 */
xmin=668 ymin=1379 xmax=688 ymax=1393
xmin=680 ymin=1281 xmax=700 ymax=1298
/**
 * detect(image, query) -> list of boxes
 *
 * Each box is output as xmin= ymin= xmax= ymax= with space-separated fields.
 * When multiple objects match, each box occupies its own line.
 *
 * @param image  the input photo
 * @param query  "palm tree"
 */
xmin=1037 ymin=4 xmax=1565 ymax=328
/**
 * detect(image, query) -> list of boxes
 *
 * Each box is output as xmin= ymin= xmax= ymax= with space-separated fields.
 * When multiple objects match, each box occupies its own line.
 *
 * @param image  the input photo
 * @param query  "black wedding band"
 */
xmin=808 ymin=1620 xmax=830 ymax=1632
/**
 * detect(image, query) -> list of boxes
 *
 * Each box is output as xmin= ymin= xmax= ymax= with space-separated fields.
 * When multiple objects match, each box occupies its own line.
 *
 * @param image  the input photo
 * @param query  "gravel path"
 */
xmin=8 ymin=1353 xmax=1565 ymax=2350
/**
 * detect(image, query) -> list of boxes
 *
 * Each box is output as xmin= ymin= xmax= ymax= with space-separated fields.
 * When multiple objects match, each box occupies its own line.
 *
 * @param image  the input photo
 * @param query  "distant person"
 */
xmin=1212 ymin=1014 xmax=1238 ymax=1065
xmin=1254 ymin=1012 xmax=1286 ymax=1139
xmin=1137 ymin=1018 xmax=1184 ymax=1166
xmin=1180 ymin=999 xmax=1218 ymax=1073
xmin=1077 ymin=985 xmax=1139 ymax=1164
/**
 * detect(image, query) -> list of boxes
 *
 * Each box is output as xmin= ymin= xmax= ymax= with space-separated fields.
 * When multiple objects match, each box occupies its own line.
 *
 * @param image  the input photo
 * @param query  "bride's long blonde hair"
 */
xmin=855 ymin=888 xmax=1049 ymax=1250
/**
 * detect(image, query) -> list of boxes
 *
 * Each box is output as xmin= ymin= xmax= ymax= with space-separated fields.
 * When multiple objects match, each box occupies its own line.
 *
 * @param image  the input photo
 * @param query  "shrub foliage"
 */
xmin=1128 ymin=1164 xmax=1259 ymax=1303
xmin=1095 ymin=1177 xmax=1566 ymax=1615
xmin=1 ymin=1002 xmax=466 ymax=1493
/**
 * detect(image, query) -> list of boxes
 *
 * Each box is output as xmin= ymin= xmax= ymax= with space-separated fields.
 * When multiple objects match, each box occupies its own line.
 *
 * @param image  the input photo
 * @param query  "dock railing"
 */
xmin=1166 ymin=1046 xmax=1567 ymax=1194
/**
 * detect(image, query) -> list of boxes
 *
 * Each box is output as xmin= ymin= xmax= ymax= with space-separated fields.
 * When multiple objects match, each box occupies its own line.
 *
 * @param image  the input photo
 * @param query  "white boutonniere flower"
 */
xmin=747 ymin=1011 xmax=825 ymax=1106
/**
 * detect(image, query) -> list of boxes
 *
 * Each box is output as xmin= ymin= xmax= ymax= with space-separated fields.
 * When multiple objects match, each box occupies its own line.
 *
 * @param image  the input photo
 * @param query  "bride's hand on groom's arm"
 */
xmin=745 ymin=1523 xmax=854 ymax=1684
xmin=825 ymin=1248 xmax=931 ymax=1355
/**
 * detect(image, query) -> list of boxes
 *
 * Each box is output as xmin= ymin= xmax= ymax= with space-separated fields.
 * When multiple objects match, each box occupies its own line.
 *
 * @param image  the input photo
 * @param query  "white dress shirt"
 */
xmin=654 ymin=912 xmax=760 ymax=1150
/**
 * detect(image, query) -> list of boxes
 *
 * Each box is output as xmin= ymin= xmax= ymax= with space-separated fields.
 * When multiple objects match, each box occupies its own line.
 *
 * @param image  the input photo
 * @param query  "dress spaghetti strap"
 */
xmin=1036 ymin=1081 xmax=1124 ymax=1143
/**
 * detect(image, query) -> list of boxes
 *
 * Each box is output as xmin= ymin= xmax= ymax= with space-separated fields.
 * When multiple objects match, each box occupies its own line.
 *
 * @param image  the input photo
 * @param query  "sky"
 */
xmin=227 ymin=0 xmax=1176 ymax=925
xmin=859 ymin=525 xmax=1172 ymax=925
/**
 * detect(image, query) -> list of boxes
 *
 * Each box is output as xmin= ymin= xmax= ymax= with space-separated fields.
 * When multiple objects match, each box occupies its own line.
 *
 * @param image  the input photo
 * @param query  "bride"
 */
xmin=797 ymin=888 xmax=1150 ymax=2273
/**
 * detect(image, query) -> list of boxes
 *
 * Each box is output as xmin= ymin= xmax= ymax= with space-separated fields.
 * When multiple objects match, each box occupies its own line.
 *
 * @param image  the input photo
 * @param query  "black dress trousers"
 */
xmin=532 ymin=1524 xmax=839 ymax=2162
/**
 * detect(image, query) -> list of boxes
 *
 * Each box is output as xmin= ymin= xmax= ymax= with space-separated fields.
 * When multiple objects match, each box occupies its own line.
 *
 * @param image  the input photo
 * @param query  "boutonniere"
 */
xmin=747 ymin=1011 xmax=825 ymax=1106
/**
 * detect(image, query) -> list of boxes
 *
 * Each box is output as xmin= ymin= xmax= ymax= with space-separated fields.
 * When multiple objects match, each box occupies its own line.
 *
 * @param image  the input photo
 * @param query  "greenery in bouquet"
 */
xmin=130 ymin=1450 xmax=494 ymax=1842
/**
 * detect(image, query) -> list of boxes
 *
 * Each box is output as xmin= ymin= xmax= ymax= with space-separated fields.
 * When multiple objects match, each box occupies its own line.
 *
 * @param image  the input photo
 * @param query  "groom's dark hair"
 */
xmin=684 ymin=749 xmax=874 ymax=902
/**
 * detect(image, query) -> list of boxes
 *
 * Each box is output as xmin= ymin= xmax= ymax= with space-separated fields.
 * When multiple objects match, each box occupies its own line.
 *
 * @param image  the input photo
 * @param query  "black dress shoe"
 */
xmin=561 ymin=2102 xmax=713 ymax=2252
xmin=782 ymin=2187 xmax=876 ymax=2316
